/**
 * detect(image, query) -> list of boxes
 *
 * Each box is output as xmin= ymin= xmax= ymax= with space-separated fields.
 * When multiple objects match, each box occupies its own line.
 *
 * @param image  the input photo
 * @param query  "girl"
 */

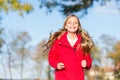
xmin=47 ymin=14 xmax=94 ymax=80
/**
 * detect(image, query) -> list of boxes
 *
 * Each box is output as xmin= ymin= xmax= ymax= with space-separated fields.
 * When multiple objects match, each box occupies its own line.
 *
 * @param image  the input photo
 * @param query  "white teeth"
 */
xmin=70 ymin=27 xmax=75 ymax=29
xmin=70 ymin=26 xmax=74 ymax=28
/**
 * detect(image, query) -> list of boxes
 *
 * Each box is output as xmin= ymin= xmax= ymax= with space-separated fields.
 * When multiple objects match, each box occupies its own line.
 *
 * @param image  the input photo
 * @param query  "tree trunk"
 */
xmin=48 ymin=65 xmax=51 ymax=80
xmin=8 ymin=51 xmax=13 ymax=80
xmin=0 ymin=59 xmax=7 ymax=78
xmin=20 ymin=55 xmax=24 ymax=79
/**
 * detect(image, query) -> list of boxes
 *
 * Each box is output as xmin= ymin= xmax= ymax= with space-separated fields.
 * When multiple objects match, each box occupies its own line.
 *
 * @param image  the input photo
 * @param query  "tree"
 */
xmin=0 ymin=27 xmax=7 ymax=78
xmin=2 ymin=31 xmax=31 ymax=79
xmin=100 ymin=34 xmax=116 ymax=54
xmin=99 ymin=34 xmax=117 ymax=80
xmin=39 ymin=0 xmax=120 ymax=17
xmin=0 ymin=0 xmax=33 ymax=16
xmin=108 ymin=41 xmax=120 ymax=65
xmin=32 ymin=39 xmax=51 ymax=80
xmin=9 ymin=31 xmax=31 ymax=79
xmin=107 ymin=41 xmax=120 ymax=79
xmin=91 ymin=44 xmax=101 ymax=67
xmin=0 ymin=27 xmax=4 ymax=51
xmin=34 ymin=39 xmax=48 ymax=60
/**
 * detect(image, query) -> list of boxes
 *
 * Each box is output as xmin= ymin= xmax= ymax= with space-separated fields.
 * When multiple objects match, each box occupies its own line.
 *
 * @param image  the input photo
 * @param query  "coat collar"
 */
xmin=58 ymin=32 xmax=82 ymax=48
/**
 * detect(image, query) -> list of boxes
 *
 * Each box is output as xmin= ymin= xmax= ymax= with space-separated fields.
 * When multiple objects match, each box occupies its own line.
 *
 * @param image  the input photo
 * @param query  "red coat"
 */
xmin=48 ymin=32 xmax=92 ymax=80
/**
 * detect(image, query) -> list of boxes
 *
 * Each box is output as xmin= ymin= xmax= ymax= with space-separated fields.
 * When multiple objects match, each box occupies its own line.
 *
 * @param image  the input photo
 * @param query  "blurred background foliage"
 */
xmin=0 ymin=0 xmax=33 ymax=16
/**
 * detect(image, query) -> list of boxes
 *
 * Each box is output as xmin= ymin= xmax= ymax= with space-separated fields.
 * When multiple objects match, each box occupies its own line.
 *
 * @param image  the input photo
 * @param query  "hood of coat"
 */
xmin=57 ymin=32 xmax=82 ymax=48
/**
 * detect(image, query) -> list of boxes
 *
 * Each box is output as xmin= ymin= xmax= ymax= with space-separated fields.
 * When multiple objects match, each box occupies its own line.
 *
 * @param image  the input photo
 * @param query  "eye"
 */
xmin=75 ymin=22 xmax=78 ymax=24
xmin=68 ymin=21 xmax=71 ymax=24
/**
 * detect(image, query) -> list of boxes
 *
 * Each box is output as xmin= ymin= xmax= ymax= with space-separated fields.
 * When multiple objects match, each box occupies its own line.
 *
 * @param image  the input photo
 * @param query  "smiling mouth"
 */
xmin=69 ymin=26 xmax=76 ymax=29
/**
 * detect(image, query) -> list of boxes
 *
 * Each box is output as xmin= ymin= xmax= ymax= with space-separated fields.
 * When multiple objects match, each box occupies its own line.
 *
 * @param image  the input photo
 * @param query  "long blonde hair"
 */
xmin=47 ymin=14 xmax=94 ymax=53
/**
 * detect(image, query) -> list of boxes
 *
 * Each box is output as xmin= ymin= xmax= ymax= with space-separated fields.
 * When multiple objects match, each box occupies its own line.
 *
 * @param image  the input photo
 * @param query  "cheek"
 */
xmin=66 ymin=24 xmax=70 ymax=26
xmin=65 ymin=24 xmax=70 ymax=28
xmin=75 ymin=25 xmax=79 ymax=29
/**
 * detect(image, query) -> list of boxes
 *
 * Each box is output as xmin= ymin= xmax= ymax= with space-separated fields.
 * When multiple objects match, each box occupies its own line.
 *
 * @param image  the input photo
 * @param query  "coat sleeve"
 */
xmin=84 ymin=53 xmax=92 ymax=70
xmin=48 ymin=40 xmax=59 ymax=69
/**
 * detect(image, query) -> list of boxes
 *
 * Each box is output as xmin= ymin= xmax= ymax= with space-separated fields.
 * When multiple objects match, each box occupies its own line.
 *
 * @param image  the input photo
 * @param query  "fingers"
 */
xmin=57 ymin=62 xmax=65 ymax=70
xmin=57 ymin=60 xmax=87 ymax=70
xmin=81 ymin=60 xmax=87 ymax=68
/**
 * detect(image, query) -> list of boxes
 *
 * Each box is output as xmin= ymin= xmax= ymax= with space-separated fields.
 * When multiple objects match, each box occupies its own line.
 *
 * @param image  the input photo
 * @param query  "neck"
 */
xmin=67 ymin=32 xmax=77 ymax=40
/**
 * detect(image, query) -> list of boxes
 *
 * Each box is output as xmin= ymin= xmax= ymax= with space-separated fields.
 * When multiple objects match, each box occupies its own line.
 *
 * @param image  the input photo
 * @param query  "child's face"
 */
xmin=65 ymin=16 xmax=79 ymax=33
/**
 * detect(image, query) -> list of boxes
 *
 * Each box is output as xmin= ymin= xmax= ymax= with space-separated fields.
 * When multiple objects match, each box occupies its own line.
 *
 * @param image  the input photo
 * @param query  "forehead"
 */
xmin=67 ymin=16 xmax=78 ymax=21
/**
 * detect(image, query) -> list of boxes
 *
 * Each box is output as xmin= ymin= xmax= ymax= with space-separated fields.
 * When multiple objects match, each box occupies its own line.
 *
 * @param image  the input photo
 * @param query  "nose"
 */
xmin=70 ymin=22 xmax=75 ymax=26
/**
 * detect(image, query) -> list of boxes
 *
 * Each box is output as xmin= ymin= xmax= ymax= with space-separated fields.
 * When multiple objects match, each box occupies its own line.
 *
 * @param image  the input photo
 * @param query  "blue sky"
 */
xmin=1 ymin=0 xmax=120 ymax=46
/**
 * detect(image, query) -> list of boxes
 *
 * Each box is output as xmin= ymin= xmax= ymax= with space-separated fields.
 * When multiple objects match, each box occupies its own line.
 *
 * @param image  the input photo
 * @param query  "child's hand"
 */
xmin=57 ymin=62 xmax=65 ymax=70
xmin=81 ymin=60 xmax=87 ymax=68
